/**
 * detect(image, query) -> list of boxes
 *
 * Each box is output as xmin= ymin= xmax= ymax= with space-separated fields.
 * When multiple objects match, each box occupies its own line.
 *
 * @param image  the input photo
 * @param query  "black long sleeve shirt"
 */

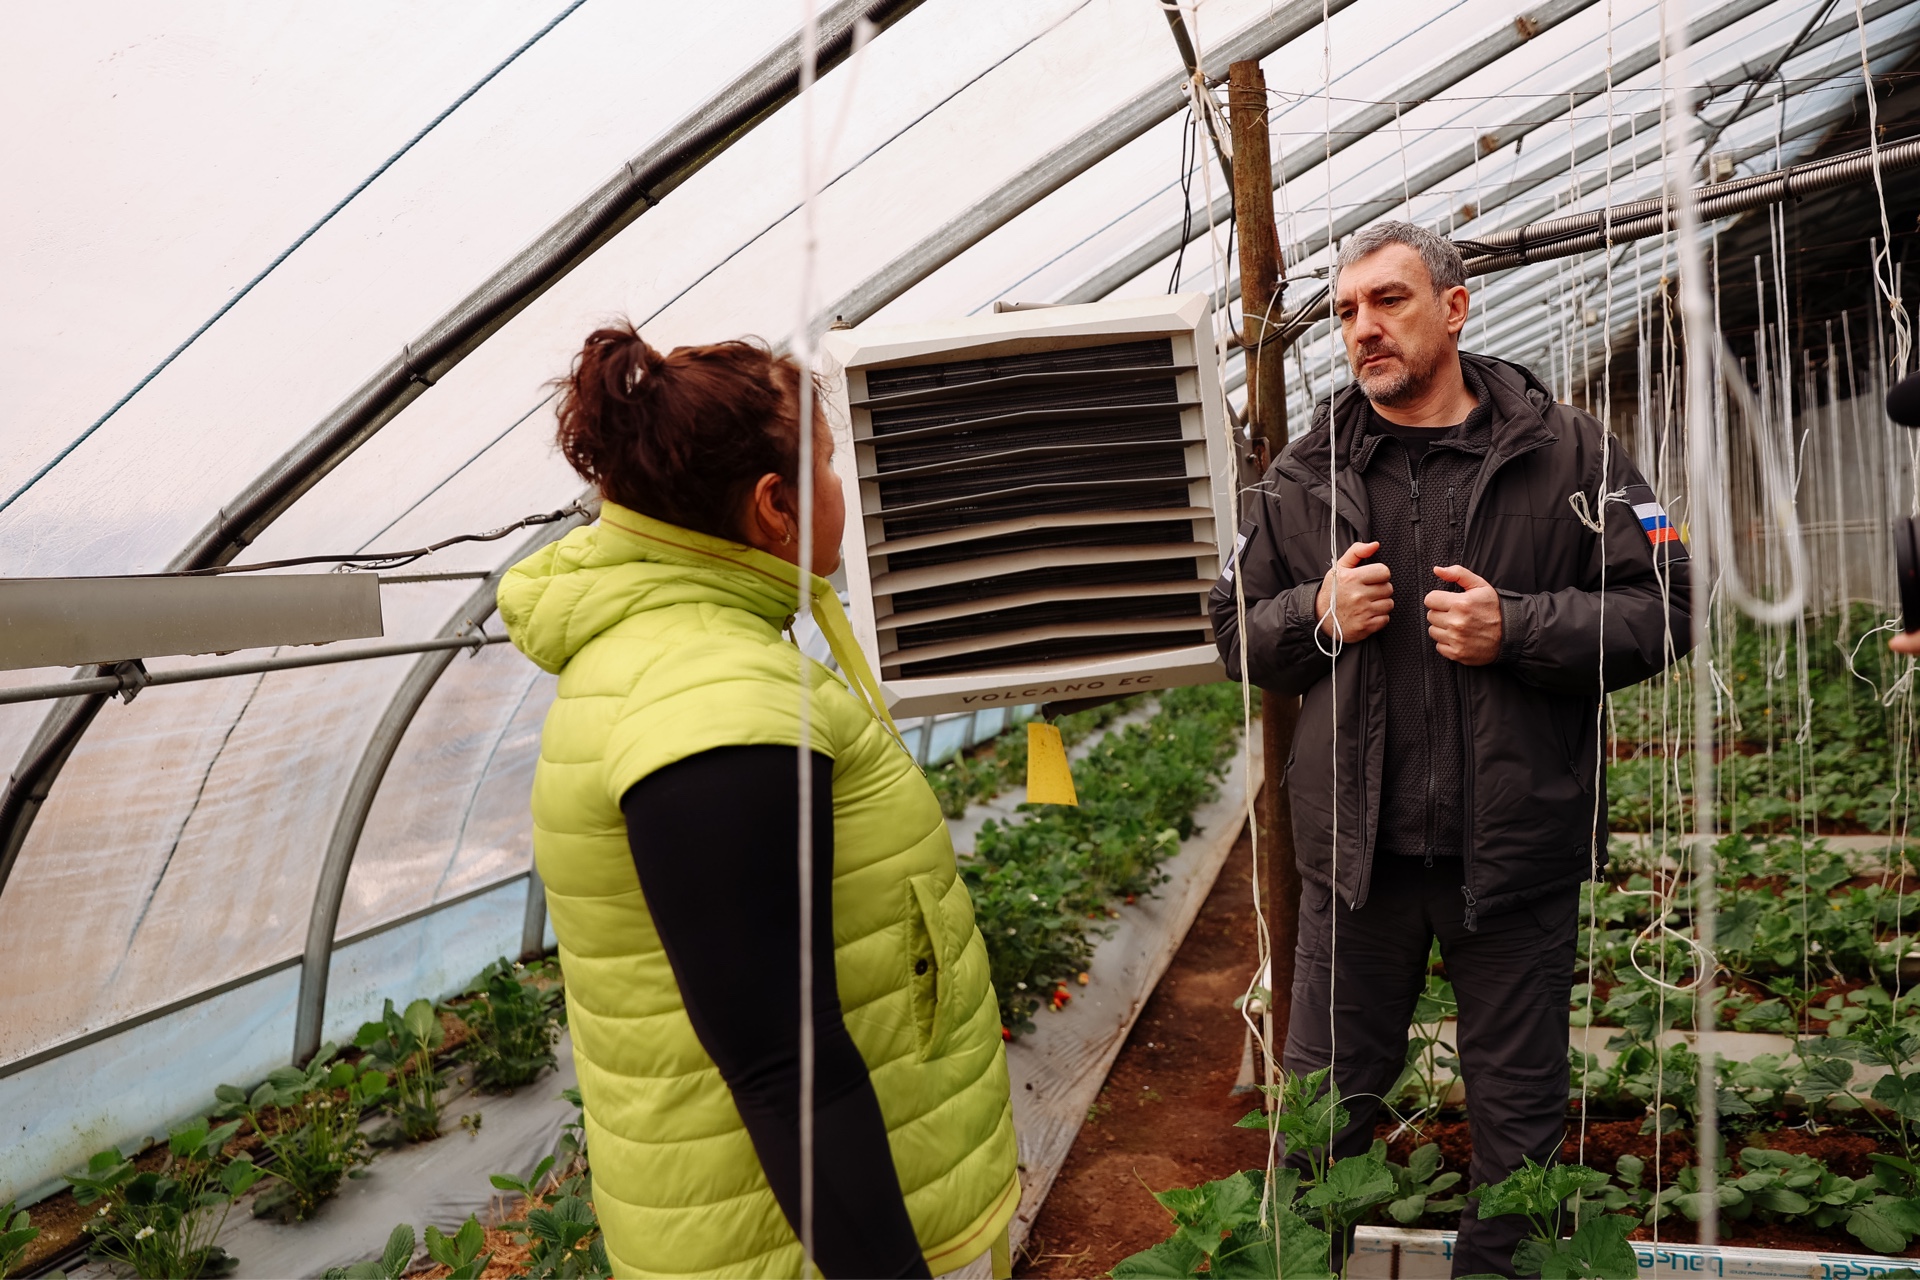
xmin=622 ymin=746 xmax=930 ymax=1280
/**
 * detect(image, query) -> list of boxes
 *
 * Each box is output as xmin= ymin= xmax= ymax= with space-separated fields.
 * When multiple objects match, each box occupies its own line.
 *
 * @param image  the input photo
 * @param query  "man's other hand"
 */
xmin=1426 ymin=565 xmax=1501 ymax=665
xmin=1316 ymin=541 xmax=1393 ymax=642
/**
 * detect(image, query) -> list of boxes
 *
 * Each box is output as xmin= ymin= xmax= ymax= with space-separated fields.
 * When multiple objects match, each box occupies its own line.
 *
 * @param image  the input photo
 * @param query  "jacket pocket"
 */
xmin=907 ymin=873 xmax=955 ymax=1060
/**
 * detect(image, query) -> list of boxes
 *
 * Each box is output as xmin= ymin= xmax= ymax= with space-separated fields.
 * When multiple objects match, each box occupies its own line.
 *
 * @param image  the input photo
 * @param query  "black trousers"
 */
xmin=1280 ymin=859 xmax=1580 ymax=1278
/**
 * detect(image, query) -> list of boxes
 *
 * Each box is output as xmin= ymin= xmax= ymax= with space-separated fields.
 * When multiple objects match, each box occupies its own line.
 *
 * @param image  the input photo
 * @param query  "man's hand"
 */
xmin=1425 ymin=565 xmax=1502 ymax=665
xmin=1893 ymin=631 xmax=1920 ymax=656
xmin=1316 ymin=541 xmax=1393 ymax=642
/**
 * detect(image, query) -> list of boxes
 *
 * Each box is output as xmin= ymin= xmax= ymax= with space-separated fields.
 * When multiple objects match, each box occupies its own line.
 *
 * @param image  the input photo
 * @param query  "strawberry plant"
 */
xmin=453 ymin=957 xmax=564 ymax=1092
xmin=492 ymin=1154 xmax=611 ymax=1278
xmin=65 ymin=1118 xmax=264 ymax=1278
xmin=214 ymin=1044 xmax=386 ymax=1221
xmin=0 ymin=1201 xmax=38 ymax=1279
xmin=356 ymin=997 xmax=448 ymax=1142
xmin=967 ymin=683 xmax=1244 ymax=1031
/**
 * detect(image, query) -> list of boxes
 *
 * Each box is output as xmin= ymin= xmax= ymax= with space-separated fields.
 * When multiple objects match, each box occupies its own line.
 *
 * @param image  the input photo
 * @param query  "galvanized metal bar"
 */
xmin=0 ymin=633 xmax=509 ymax=707
xmin=1160 ymin=4 xmax=1234 ymax=189
xmin=0 ymin=0 xmax=925 ymax=894
xmin=520 ymin=863 xmax=549 ymax=961
xmin=292 ymin=514 xmax=584 ymax=1064
xmin=1055 ymin=0 xmax=1602 ymax=306
xmin=811 ymin=0 xmax=1362 ymax=334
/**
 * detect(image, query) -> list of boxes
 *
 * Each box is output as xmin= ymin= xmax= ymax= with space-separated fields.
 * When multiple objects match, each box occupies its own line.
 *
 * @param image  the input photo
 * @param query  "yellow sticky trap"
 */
xmin=1025 ymin=721 xmax=1078 ymax=806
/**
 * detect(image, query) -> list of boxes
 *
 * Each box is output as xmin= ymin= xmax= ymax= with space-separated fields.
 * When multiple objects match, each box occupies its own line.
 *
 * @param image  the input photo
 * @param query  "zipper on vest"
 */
xmin=1461 ymin=884 xmax=1479 ymax=932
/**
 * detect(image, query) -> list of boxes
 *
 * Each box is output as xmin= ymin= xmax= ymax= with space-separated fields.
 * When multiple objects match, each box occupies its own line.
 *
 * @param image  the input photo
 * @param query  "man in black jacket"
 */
xmin=1212 ymin=222 xmax=1690 ymax=1277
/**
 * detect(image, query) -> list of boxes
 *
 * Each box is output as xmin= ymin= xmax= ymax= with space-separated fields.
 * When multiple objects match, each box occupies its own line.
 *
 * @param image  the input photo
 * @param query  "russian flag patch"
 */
xmin=1634 ymin=501 xmax=1678 ymax=546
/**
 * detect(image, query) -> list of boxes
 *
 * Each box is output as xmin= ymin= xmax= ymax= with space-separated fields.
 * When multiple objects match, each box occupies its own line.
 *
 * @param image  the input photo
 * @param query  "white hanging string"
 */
xmin=1855 ymin=0 xmax=1913 ymax=377
xmin=1658 ymin=0 xmax=1726 ymax=1243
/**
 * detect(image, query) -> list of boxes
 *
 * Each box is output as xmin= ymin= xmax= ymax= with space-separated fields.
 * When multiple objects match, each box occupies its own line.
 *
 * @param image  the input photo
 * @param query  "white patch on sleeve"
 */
xmin=1222 ymin=532 xmax=1249 ymax=583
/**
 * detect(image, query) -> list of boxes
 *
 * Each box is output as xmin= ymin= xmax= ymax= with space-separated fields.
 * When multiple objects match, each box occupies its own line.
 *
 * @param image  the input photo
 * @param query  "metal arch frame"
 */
xmin=291 ymin=512 xmax=587 ymax=1063
xmin=1063 ymin=0 xmax=1789 ymax=312
xmin=1055 ymin=0 xmax=1606 ymax=307
xmin=1246 ymin=6 xmax=1920 ymax=395
xmin=1281 ymin=43 xmax=1916 ymax=389
xmin=809 ymin=0 xmax=1365 ymax=333
xmin=0 ymin=0 xmax=926 ymax=900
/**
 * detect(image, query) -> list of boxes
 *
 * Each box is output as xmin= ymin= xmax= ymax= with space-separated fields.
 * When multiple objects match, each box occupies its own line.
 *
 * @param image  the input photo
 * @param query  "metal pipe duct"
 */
xmin=1459 ymin=136 xmax=1920 ymax=273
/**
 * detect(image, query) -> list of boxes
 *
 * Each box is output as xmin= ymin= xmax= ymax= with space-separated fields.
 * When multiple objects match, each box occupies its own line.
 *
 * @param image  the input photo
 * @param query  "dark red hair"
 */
xmin=553 ymin=324 xmax=805 ymax=542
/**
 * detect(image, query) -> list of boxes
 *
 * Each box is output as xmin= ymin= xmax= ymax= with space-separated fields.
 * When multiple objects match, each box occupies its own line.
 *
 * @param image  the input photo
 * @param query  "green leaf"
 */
xmin=1873 ymin=1073 xmax=1920 ymax=1121
xmin=1111 ymin=1236 xmax=1206 ymax=1278
xmin=1408 ymin=1143 xmax=1442 ymax=1183
xmin=1849 ymin=1197 xmax=1920 ymax=1254
xmin=402 ymin=999 xmax=439 ymax=1046
xmin=380 ymin=1228 xmax=414 ymax=1274
xmin=1544 ymin=1214 xmax=1639 ymax=1280
xmin=1303 ymin=1154 xmax=1395 ymax=1211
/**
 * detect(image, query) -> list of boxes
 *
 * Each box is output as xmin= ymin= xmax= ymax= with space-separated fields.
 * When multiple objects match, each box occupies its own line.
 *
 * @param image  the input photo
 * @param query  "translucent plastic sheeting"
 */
xmin=0 ymin=2 xmax=797 ymax=577
xmin=338 ymin=642 xmax=554 ymax=940
xmin=1265 ymin=0 xmax=1920 ymax=401
xmin=0 ymin=579 xmax=479 ymax=1066
xmin=0 ymin=879 xmax=533 ymax=1206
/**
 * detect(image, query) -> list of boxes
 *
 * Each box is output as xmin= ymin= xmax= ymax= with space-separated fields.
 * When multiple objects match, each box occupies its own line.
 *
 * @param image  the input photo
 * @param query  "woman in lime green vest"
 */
xmin=499 ymin=326 xmax=1019 ymax=1279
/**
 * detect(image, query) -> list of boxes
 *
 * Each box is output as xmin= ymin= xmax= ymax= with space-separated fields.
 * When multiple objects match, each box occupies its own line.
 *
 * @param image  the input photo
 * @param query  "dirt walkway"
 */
xmin=1016 ymin=829 xmax=1270 ymax=1278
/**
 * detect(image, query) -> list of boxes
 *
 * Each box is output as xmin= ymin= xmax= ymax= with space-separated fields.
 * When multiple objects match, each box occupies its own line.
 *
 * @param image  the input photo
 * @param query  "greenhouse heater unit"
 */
xmin=820 ymin=293 xmax=1234 ymax=720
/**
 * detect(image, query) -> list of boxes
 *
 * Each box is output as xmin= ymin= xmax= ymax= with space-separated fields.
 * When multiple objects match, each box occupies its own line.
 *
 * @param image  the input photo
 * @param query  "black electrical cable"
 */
xmin=180 ymin=502 xmax=591 ymax=575
xmin=1168 ymin=108 xmax=1200 ymax=293
xmin=0 ymin=0 xmax=593 ymax=518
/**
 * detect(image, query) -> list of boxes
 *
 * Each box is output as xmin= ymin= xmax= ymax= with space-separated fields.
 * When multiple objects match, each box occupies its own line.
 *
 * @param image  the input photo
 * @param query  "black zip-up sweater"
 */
xmin=1358 ymin=369 xmax=1491 ymax=859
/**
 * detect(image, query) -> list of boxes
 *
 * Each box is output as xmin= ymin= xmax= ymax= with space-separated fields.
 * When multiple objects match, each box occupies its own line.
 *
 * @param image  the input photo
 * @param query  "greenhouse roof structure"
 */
xmin=5 ymin=0 xmax=1920 ymax=1214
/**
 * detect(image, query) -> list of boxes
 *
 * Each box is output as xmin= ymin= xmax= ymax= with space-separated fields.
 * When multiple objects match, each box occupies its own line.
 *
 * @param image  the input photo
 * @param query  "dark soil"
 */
xmin=1016 ymin=829 xmax=1270 ymax=1277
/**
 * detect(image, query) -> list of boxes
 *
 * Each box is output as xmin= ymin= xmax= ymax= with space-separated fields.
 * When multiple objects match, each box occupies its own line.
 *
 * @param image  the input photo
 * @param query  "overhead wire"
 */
xmin=0 ymin=0 xmax=594 ymax=518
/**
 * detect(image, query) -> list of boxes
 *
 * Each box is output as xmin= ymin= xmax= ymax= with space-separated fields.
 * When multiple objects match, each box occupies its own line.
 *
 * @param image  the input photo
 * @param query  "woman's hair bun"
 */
xmin=553 ymin=321 xmax=810 ymax=542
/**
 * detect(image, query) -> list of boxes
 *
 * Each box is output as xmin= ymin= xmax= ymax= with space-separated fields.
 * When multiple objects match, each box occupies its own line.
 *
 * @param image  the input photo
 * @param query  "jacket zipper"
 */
xmin=1455 ymin=430 xmax=1555 ymax=929
xmin=1407 ymin=452 xmax=1438 ymax=862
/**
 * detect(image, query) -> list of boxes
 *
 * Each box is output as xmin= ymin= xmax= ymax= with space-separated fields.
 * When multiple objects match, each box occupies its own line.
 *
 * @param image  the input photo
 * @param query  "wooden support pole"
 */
xmin=1228 ymin=58 xmax=1302 ymax=1070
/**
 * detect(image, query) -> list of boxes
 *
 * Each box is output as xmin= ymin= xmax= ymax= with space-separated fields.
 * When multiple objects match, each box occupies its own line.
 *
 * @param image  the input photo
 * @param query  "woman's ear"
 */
xmin=743 ymin=472 xmax=797 ymax=554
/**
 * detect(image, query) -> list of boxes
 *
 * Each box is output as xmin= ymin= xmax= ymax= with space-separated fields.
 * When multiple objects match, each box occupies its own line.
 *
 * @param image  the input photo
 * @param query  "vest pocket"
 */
xmin=908 ymin=873 xmax=955 ymax=1060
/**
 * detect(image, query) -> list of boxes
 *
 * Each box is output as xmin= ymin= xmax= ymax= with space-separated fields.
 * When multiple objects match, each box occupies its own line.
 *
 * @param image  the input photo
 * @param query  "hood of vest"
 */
xmin=497 ymin=502 xmax=803 ymax=675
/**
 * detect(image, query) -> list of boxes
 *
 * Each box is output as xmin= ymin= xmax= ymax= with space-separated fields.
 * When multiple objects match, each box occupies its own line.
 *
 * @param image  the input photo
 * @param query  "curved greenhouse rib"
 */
xmin=1069 ymin=0 xmax=1790 ymax=310
xmin=1054 ymin=0 xmax=1605 ymax=307
xmin=809 ymin=0 xmax=1363 ymax=333
xmin=0 ymin=0 xmax=923 ymax=901
xmin=293 ymin=511 xmax=587 ymax=1064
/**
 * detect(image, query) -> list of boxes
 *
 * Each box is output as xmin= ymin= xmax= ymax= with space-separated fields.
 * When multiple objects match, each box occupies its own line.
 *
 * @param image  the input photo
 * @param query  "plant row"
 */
xmin=1607 ymin=604 xmax=1917 ymax=835
xmin=8 ymin=957 xmax=566 ymax=1279
xmin=955 ymin=683 xmax=1248 ymax=1032
xmin=1119 ymin=1069 xmax=1920 ymax=1277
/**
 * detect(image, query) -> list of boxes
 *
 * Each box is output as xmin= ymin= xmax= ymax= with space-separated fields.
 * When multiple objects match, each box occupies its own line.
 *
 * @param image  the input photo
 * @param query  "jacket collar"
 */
xmin=1277 ymin=352 xmax=1558 ymax=495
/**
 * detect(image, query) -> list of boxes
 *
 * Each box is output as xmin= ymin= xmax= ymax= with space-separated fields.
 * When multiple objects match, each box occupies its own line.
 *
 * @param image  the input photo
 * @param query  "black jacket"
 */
xmin=1212 ymin=354 xmax=1691 ymax=923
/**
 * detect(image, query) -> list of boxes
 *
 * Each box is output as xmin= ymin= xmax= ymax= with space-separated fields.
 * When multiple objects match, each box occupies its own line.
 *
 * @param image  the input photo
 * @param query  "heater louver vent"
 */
xmin=824 ymin=294 xmax=1232 ymax=716
xmin=854 ymin=338 xmax=1215 ymax=681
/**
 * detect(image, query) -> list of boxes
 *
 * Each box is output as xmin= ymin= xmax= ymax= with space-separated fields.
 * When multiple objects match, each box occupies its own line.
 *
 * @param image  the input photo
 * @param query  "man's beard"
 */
xmin=1354 ymin=340 xmax=1441 ymax=407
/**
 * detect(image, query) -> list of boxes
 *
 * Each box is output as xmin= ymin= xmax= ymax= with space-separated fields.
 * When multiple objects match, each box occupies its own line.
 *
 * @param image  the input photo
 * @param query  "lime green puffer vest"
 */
xmin=499 ymin=504 xmax=1019 ymax=1279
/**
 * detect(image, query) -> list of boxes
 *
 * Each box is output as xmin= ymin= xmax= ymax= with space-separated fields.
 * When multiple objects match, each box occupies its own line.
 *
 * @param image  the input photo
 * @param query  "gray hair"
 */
xmin=1335 ymin=221 xmax=1467 ymax=294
